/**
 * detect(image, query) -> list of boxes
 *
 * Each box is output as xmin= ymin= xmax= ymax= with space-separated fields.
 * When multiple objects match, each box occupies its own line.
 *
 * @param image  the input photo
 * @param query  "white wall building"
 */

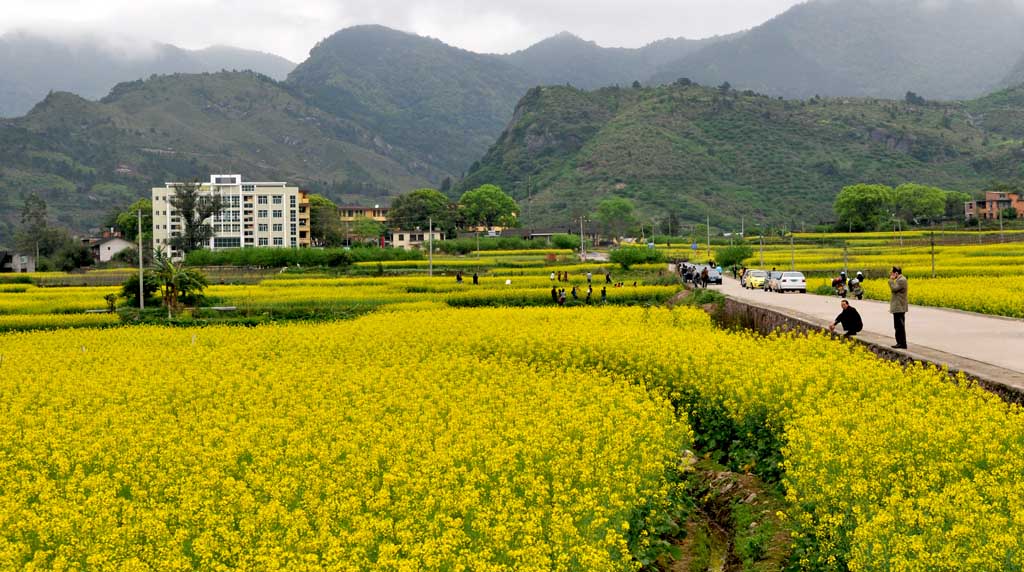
xmin=152 ymin=175 xmax=310 ymax=257
xmin=392 ymin=229 xmax=444 ymax=251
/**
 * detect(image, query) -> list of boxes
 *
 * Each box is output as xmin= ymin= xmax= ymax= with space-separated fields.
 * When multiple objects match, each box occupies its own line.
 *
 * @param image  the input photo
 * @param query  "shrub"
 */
xmin=610 ymin=247 xmax=666 ymax=269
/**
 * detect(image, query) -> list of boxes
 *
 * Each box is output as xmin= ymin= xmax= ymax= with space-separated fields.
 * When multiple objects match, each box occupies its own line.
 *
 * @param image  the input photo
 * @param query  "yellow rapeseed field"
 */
xmin=2 ymin=306 xmax=1023 ymax=570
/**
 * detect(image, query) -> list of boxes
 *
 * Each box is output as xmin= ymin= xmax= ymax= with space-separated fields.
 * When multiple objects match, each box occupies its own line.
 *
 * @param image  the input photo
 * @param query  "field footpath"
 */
xmin=714 ymin=277 xmax=1024 ymax=400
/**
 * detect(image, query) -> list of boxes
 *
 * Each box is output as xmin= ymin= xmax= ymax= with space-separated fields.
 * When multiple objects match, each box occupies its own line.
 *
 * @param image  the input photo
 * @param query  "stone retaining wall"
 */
xmin=711 ymin=296 xmax=1024 ymax=405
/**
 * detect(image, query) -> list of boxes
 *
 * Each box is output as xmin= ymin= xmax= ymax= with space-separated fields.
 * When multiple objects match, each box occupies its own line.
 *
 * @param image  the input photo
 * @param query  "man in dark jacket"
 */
xmin=829 ymin=299 xmax=863 ymax=337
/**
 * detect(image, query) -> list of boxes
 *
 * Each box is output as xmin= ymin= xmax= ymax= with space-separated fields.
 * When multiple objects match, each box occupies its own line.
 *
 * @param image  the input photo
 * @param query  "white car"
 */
xmin=773 ymin=271 xmax=807 ymax=293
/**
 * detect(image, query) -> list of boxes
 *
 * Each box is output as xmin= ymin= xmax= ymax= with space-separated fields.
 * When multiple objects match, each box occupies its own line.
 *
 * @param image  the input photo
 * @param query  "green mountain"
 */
xmin=1003 ymin=55 xmax=1024 ymax=89
xmin=967 ymin=84 xmax=1024 ymax=140
xmin=285 ymin=25 xmax=536 ymax=175
xmin=0 ymin=31 xmax=296 ymax=118
xmin=499 ymin=32 xmax=723 ymax=90
xmin=0 ymin=71 xmax=434 ymax=244
xmin=460 ymin=83 xmax=1024 ymax=229
xmin=649 ymin=0 xmax=1024 ymax=100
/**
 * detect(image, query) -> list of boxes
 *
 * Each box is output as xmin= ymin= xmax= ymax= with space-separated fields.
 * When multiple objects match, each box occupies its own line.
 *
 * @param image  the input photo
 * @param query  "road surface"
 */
xmin=716 ymin=277 xmax=1024 ymax=384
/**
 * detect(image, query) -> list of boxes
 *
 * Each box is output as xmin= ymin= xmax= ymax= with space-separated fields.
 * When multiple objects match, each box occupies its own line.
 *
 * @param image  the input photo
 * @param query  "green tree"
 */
xmin=834 ymin=184 xmax=894 ymax=231
xmin=350 ymin=216 xmax=385 ymax=243
xmin=389 ymin=188 xmax=455 ymax=232
xmin=15 ymin=192 xmax=49 ymax=259
xmin=309 ymin=194 xmax=346 ymax=247
xmin=715 ymin=244 xmax=754 ymax=269
xmin=593 ymin=197 xmax=637 ymax=240
xmin=459 ymin=185 xmax=519 ymax=228
xmin=109 ymin=199 xmax=153 ymax=242
xmin=610 ymin=247 xmax=665 ymax=270
xmin=893 ymin=184 xmax=946 ymax=225
xmin=120 ymin=271 xmax=161 ymax=308
xmin=168 ymin=181 xmax=224 ymax=254
xmin=151 ymin=251 xmax=209 ymax=318
xmin=944 ymin=190 xmax=973 ymax=219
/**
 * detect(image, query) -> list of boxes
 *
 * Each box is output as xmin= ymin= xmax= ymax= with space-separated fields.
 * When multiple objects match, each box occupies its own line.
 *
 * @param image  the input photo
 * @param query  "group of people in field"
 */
xmin=548 ymin=270 xmax=608 ymax=306
xmin=677 ymin=261 xmax=719 ymax=289
xmin=828 ymin=266 xmax=909 ymax=349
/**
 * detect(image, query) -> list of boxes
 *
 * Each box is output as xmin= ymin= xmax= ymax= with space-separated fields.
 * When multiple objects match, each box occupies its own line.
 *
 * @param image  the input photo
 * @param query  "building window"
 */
xmin=273 ymin=196 xmax=283 ymax=205
xmin=242 ymin=184 xmax=255 ymax=193
xmin=214 ymin=237 xmax=241 ymax=248
xmin=273 ymin=210 xmax=283 ymax=218
xmin=258 ymin=224 xmax=268 ymax=232
xmin=258 ymin=238 xmax=268 ymax=246
xmin=290 ymin=224 xmax=296 ymax=235
xmin=273 ymin=223 xmax=283 ymax=232
xmin=290 ymin=212 xmax=297 ymax=222
xmin=258 ymin=196 xmax=268 ymax=205
xmin=289 ymin=196 xmax=297 ymax=207
xmin=398 ymin=234 xmax=404 ymax=241
xmin=273 ymin=237 xmax=283 ymax=246
xmin=290 ymin=237 xmax=297 ymax=247
xmin=258 ymin=210 xmax=268 ymax=218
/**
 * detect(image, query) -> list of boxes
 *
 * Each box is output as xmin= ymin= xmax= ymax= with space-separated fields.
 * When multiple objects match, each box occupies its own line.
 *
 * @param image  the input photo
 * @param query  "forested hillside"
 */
xmin=0 ymin=71 xmax=433 ymax=244
xmin=461 ymin=83 xmax=1024 ymax=228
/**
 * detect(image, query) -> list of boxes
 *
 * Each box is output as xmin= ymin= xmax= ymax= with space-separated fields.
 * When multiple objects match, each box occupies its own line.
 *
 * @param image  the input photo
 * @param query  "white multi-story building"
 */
xmin=152 ymin=175 xmax=311 ymax=256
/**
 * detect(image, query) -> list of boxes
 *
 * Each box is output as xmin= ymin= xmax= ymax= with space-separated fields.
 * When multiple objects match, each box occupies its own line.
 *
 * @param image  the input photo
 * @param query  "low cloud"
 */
xmin=1 ymin=0 xmax=804 ymax=61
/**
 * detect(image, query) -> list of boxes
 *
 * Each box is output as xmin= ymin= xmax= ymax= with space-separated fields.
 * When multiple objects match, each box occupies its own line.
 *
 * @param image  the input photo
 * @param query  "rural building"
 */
xmin=965 ymin=191 xmax=1024 ymax=220
xmin=391 ymin=229 xmax=444 ymax=251
xmin=90 ymin=237 xmax=135 ymax=263
xmin=152 ymin=174 xmax=311 ymax=257
xmin=0 ymin=251 xmax=36 ymax=273
xmin=339 ymin=204 xmax=390 ymax=222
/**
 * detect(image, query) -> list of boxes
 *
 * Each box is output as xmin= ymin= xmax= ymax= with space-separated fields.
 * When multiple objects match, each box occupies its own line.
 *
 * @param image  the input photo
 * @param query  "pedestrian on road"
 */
xmin=700 ymin=267 xmax=709 ymax=288
xmin=456 ymin=271 xmax=463 ymax=284
xmin=473 ymin=272 xmax=479 ymax=285
xmin=587 ymin=271 xmax=592 ymax=284
xmin=889 ymin=266 xmax=908 ymax=349
xmin=550 ymin=271 xmax=556 ymax=281
xmin=829 ymin=299 xmax=863 ymax=337
xmin=571 ymin=285 xmax=578 ymax=299
xmin=551 ymin=286 xmax=558 ymax=303
xmin=606 ymin=272 xmax=612 ymax=284
xmin=601 ymin=286 xmax=607 ymax=303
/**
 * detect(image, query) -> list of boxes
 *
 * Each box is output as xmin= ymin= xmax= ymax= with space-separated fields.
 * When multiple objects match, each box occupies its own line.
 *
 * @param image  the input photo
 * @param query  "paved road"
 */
xmin=717 ymin=277 xmax=1024 ymax=378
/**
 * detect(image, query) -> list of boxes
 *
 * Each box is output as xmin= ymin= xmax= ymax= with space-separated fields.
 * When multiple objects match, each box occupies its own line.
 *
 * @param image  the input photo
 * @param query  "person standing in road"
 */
xmin=888 ymin=266 xmax=908 ymax=349
xmin=829 ymin=299 xmax=863 ymax=337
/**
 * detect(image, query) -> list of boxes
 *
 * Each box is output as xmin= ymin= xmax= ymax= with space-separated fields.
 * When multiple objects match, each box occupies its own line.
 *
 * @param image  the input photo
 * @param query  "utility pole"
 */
xmin=999 ymin=205 xmax=1004 ymax=243
xmin=578 ymin=217 xmax=586 ymax=260
xmin=843 ymin=242 xmax=849 ymax=276
xmin=740 ymin=216 xmax=744 ymax=237
xmin=428 ymin=217 xmax=433 ymax=277
xmin=138 ymin=209 xmax=145 ymax=310
xmin=790 ymin=230 xmax=795 ymax=271
xmin=525 ymin=176 xmax=532 ymax=226
xmin=930 ymin=231 xmax=936 ymax=278
xmin=706 ymin=214 xmax=711 ymax=262
xmin=759 ymin=225 xmax=764 ymax=267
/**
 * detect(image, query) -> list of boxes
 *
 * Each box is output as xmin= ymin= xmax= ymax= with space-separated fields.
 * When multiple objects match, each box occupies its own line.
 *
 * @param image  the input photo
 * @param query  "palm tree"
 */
xmin=151 ymin=251 xmax=208 ymax=318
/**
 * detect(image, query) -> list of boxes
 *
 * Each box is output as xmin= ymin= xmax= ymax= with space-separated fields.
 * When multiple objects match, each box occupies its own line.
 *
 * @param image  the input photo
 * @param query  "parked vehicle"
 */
xmin=745 ymin=270 xmax=767 ymax=289
xmin=691 ymin=265 xmax=723 ymax=285
xmin=763 ymin=271 xmax=783 ymax=291
xmin=769 ymin=271 xmax=807 ymax=293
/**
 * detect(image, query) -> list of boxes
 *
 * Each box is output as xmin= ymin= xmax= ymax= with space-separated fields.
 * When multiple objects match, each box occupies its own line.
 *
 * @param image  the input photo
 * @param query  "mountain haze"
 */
xmin=0 ymin=31 xmax=296 ymax=117
xmin=499 ymin=32 xmax=726 ymax=90
xmin=650 ymin=0 xmax=1024 ymax=100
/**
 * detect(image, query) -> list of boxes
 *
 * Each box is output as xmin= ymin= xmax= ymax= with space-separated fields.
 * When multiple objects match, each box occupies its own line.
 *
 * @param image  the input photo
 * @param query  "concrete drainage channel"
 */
xmin=707 ymin=295 xmax=1024 ymax=405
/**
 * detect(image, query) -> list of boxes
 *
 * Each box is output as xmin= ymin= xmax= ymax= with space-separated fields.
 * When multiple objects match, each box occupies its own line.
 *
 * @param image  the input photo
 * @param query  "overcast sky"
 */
xmin=1 ymin=0 xmax=806 ymax=62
